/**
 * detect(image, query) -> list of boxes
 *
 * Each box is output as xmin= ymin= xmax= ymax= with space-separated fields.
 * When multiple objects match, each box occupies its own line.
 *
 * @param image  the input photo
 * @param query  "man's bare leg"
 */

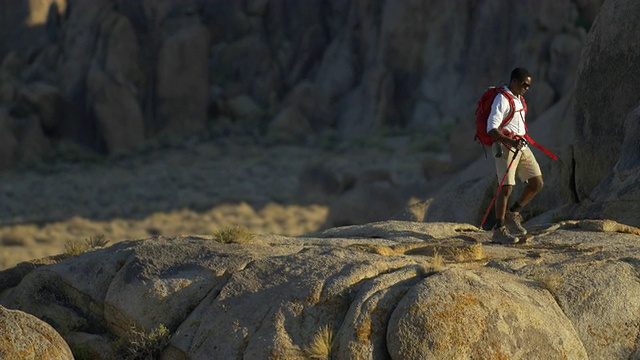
xmin=512 ymin=176 xmax=544 ymax=210
xmin=495 ymin=185 xmax=513 ymax=224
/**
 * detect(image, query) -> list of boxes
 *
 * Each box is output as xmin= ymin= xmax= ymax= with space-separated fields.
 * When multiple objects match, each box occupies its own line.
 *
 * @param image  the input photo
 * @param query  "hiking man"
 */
xmin=487 ymin=67 xmax=543 ymax=243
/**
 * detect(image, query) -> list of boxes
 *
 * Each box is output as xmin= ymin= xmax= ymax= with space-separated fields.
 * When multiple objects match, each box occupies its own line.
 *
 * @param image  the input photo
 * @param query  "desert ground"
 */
xmin=0 ymin=135 xmax=432 ymax=270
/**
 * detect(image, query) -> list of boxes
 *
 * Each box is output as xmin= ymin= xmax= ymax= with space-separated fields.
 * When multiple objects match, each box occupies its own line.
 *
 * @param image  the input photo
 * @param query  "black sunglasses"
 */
xmin=521 ymin=82 xmax=531 ymax=89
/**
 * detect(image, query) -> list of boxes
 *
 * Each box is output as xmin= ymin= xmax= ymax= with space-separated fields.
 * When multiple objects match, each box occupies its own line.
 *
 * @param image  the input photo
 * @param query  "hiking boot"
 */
xmin=492 ymin=226 xmax=519 ymax=244
xmin=506 ymin=211 xmax=527 ymax=235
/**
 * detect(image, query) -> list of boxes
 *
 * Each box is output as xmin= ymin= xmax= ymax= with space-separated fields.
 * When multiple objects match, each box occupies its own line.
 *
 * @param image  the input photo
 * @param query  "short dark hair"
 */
xmin=510 ymin=68 xmax=531 ymax=82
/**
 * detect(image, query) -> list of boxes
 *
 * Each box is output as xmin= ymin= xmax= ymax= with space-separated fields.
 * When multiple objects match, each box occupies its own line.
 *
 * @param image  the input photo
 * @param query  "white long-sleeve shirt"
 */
xmin=486 ymin=87 xmax=526 ymax=136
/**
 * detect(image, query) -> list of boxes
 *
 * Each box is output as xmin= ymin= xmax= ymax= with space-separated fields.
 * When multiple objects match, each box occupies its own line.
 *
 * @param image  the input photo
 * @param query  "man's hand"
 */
xmin=511 ymin=137 xmax=527 ymax=150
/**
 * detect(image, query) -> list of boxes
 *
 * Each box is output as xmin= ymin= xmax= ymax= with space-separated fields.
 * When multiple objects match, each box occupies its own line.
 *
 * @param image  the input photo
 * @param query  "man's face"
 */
xmin=518 ymin=76 xmax=532 ymax=96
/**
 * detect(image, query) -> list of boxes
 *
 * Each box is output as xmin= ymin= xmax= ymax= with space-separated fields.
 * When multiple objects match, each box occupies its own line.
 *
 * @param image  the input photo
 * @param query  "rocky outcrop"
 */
xmin=1 ymin=220 xmax=639 ymax=359
xmin=0 ymin=0 xmax=600 ymax=170
xmin=572 ymin=0 xmax=640 ymax=200
xmin=561 ymin=0 xmax=640 ymax=226
xmin=0 ymin=304 xmax=73 ymax=360
xmin=533 ymin=0 xmax=640 ymax=227
xmin=388 ymin=268 xmax=588 ymax=359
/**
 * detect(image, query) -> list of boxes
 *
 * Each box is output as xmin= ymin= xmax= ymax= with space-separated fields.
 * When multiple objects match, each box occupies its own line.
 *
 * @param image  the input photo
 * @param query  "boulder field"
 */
xmin=1 ymin=219 xmax=640 ymax=359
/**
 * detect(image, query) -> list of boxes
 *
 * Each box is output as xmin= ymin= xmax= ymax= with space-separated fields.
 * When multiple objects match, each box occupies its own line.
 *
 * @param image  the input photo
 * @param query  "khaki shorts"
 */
xmin=492 ymin=143 xmax=542 ymax=185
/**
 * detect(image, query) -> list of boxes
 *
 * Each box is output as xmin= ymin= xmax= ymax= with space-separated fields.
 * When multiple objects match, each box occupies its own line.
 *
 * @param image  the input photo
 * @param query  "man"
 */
xmin=487 ymin=67 xmax=543 ymax=244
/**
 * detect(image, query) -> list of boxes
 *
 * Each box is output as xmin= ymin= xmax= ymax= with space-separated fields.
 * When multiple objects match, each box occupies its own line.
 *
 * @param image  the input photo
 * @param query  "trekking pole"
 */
xmin=480 ymin=146 xmax=521 ymax=229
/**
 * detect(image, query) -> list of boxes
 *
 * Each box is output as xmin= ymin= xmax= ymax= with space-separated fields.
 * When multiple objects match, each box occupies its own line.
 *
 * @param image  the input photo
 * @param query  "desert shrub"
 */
xmin=115 ymin=323 xmax=171 ymax=360
xmin=212 ymin=226 xmax=256 ymax=244
xmin=64 ymin=234 xmax=110 ymax=256
xmin=452 ymin=244 xmax=485 ymax=262
xmin=304 ymin=325 xmax=334 ymax=359
xmin=64 ymin=240 xmax=90 ymax=256
xmin=85 ymin=234 xmax=110 ymax=248
xmin=71 ymin=345 xmax=94 ymax=360
xmin=430 ymin=251 xmax=445 ymax=273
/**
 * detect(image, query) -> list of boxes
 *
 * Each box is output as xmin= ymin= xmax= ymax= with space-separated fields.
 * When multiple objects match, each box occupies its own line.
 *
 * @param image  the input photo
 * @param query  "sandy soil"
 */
xmin=0 ymin=136 xmax=432 ymax=270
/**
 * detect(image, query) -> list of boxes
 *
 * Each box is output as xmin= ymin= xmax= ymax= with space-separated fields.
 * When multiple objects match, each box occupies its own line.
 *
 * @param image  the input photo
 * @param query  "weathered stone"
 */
xmin=549 ymin=33 xmax=585 ymax=94
xmin=326 ymin=182 xmax=406 ymax=227
xmin=573 ymin=0 xmax=640 ymax=201
xmin=572 ymin=106 xmax=640 ymax=226
xmin=2 ymin=221 xmax=640 ymax=359
xmin=54 ymin=0 xmax=112 ymax=145
xmin=268 ymin=106 xmax=312 ymax=139
xmin=0 ymin=304 xmax=73 ymax=360
xmin=0 ymin=109 xmax=19 ymax=170
xmin=87 ymin=63 xmax=145 ymax=153
xmin=5 ymin=113 xmax=52 ymax=164
xmin=422 ymin=158 xmax=495 ymax=226
xmin=0 ymin=0 xmax=605 ymax=166
xmin=156 ymin=24 xmax=211 ymax=135
xmin=421 ymin=154 xmax=456 ymax=181
xmin=314 ymin=33 xmax=356 ymax=102
xmin=0 ymin=52 xmax=24 ymax=79
xmin=210 ymin=34 xmax=279 ymax=107
xmin=263 ymin=0 xmax=327 ymax=88
xmin=224 ymin=94 xmax=264 ymax=126
xmin=64 ymin=331 xmax=117 ymax=360
xmin=0 ymin=81 xmax=16 ymax=103
xmin=537 ymin=261 xmax=640 ymax=359
xmin=334 ymin=265 xmax=424 ymax=359
xmin=295 ymin=162 xmax=343 ymax=203
xmin=18 ymin=81 xmax=63 ymax=132
xmin=281 ymin=82 xmax=335 ymax=132
xmin=387 ymin=267 xmax=588 ymax=359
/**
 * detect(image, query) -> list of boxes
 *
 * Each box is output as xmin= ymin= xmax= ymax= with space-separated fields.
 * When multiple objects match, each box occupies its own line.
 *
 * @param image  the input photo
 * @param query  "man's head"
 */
xmin=509 ymin=67 xmax=532 ymax=96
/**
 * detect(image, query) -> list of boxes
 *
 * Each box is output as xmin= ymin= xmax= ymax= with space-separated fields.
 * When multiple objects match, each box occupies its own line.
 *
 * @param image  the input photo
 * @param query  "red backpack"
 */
xmin=474 ymin=87 xmax=526 ymax=146
xmin=474 ymin=87 xmax=558 ymax=160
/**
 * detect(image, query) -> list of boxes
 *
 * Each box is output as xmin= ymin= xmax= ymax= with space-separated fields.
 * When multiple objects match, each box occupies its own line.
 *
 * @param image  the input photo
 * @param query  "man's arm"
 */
xmin=489 ymin=128 xmax=514 ymax=144
xmin=489 ymin=129 xmax=523 ymax=149
xmin=487 ymin=94 xmax=521 ymax=148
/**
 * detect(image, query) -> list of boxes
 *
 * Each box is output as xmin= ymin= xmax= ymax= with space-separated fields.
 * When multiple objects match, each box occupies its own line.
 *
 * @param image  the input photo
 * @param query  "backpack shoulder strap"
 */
xmin=496 ymin=88 xmax=516 ymax=128
xmin=521 ymin=95 xmax=529 ymax=132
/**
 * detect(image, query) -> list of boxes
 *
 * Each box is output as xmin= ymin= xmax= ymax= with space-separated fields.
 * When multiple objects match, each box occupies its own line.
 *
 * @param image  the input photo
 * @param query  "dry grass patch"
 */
xmin=400 ymin=198 xmax=431 ymax=222
xmin=403 ymin=243 xmax=486 ymax=274
xmin=347 ymin=243 xmax=399 ymax=256
xmin=404 ymin=243 xmax=485 ymax=263
xmin=430 ymin=251 xmax=445 ymax=273
xmin=0 ymin=226 xmax=38 ymax=246
xmin=85 ymin=234 xmax=110 ymax=248
xmin=212 ymin=226 xmax=256 ymax=244
xmin=0 ymin=202 xmax=331 ymax=269
xmin=452 ymin=243 xmax=485 ymax=262
xmin=258 ymin=203 xmax=329 ymax=235
xmin=64 ymin=240 xmax=89 ymax=256
xmin=1 ymin=233 xmax=29 ymax=246
xmin=304 ymin=325 xmax=334 ymax=359
xmin=534 ymin=272 xmax=564 ymax=294
xmin=115 ymin=323 xmax=171 ymax=360
xmin=64 ymin=235 xmax=110 ymax=256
